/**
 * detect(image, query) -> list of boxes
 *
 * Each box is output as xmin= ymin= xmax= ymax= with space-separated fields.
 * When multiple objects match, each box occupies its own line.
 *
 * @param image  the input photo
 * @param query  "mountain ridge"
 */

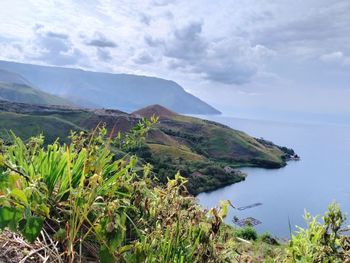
xmin=0 ymin=69 xmax=31 ymax=85
xmin=0 ymin=60 xmax=220 ymax=115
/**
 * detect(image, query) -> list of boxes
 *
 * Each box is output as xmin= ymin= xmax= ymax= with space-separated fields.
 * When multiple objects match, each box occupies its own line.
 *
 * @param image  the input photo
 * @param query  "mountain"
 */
xmin=0 ymin=60 xmax=220 ymax=115
xmin=0 ymin=101 xmax=293 ymax=194
xmin=0 ymin=69 xmax=31 ymax=85
xmin=133 ymin=104 xmax=177 ymax=119
xmin=0 ymin=69 xmax=72 ymax=106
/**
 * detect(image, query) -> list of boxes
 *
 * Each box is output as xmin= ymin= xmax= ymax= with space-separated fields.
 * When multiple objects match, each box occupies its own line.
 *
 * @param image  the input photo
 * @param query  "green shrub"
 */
xmin=235 ymin=226 xmax=258 ymax=241
xmin=259 ymin=232 xmax=279 ymax=245
xmin=286 ymin=203 xmax=347 ymax=262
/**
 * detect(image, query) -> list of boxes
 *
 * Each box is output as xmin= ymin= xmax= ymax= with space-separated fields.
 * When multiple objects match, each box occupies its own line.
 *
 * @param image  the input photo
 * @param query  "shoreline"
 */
xmin=193 ymin=156 xmax=299 ymax=196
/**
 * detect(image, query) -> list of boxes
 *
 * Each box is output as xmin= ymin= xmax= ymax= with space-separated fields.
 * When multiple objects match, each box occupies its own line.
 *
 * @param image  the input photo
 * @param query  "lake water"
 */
xmin=196 ymin=116 xmax=350 ymax=237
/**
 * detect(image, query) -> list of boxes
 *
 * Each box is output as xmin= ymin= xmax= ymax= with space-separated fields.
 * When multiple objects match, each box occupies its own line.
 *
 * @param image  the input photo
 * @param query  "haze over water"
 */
xmin=197 ymin=115 xmax=350 ymax=237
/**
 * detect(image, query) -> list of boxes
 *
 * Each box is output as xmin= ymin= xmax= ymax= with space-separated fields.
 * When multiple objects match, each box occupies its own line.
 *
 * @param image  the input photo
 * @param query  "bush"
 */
xmin=286 ymin=203 xmax=347 ymax=262
xmin=235 ymin=226 xmax=258 ymax=241
xmin=259 ymin=232 xmax=279 ymax=245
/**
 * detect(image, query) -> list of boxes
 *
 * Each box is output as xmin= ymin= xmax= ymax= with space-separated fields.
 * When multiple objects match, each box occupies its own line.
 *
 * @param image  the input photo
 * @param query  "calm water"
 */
xmin=196 ymin=116 xmax=350 ymax=237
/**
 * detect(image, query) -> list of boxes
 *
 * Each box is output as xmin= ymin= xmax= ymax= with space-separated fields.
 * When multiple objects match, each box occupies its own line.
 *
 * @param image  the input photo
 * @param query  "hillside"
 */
xmin=0 ymin=126 xmax=293 ymax=263
xmin=0 ymin=101 xmax=293 ymax=194
xmin=133 ymin=104 xmax=177 ymax=119
xmin=0 ymin=69 xmax=31 ymax=85
xmin=0 ymin=69 xmax=72 ymax=106
xmin=0 ymin=60 xmax=220 ymax=115
xmin=132 ymin=105 xmax=294 ymax=193
xmin=0 ymin=103 xmax=344 ymax=263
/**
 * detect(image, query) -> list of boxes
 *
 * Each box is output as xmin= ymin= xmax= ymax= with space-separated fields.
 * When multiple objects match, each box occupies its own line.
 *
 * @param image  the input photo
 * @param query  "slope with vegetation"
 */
xmin=132 ymin=105 xmax=294 ymax=194
xmin=0 ymin=69 xmax=72 ymax=106
xmin=0 ymin=101 xmax=294 ymax=195
xmin=0 ymin=121 xmax=348 ymax=262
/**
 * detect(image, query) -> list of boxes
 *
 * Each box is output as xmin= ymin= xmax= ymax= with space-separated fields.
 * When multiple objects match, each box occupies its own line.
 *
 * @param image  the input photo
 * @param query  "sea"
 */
xmin=195 ymin=115 xmax=350 ymax=237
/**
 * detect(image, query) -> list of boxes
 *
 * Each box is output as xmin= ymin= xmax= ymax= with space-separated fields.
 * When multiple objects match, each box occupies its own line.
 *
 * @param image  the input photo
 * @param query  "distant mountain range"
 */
xmin=0 ymin=60 xmax=220 ymax=115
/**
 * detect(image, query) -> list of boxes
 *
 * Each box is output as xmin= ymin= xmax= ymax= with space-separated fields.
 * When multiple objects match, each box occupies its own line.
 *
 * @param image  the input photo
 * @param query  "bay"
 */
xmin=196 ymin=116 xmax=350 ymax=237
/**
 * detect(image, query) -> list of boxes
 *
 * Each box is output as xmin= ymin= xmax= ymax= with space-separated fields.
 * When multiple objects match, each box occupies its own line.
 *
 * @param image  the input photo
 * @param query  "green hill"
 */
xmin=0 ymin=82 xmax=72 ymax=106
xmin=0 ymin=69 xmax=72 ymax=106
xmin=0 ymin=101 xmax=294 ymax=194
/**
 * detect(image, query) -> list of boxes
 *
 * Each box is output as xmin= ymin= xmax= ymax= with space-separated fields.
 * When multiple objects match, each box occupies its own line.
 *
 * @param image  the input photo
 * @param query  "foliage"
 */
xmin=286 ymin=203 xmax=349 ymax=262
xmin=0 ymin=99 xmax=294 ymax=197
xmin=259 ymin=232 xmax=279 ymax=246
xmin=114 ymin=115 xmax=158 ymax=151
xmin=125 ymin=179 xmax=236 ymax=262
xmin=1 ymin=117 xmax=350 ymax=262
xmin=133 ymin=143 xmax=245 ymax=195
xmin=0 ymin=120 xmax=241 ymax=262
xmin=235 ymin=226 xmax=258 ymax=241
xmin=0 ymin=126 xmax=139 ymax=261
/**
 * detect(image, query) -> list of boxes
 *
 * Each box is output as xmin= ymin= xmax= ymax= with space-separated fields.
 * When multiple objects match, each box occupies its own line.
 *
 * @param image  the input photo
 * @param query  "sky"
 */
xmin=0 ymin=0 xmax=350 ymax=120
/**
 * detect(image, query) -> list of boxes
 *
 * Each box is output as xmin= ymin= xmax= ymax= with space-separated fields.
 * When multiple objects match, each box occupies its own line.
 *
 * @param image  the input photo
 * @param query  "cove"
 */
xmin=196 ymin=116 xmax=350 ymax=237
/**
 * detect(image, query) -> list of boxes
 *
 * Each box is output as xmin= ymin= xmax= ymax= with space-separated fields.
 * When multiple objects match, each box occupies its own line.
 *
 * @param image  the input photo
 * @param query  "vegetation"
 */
xmin=0 ymin=81 xmax=72 ymax=106
xmin=286 ymin=203 xmax=349 ymax=262
xmin=235 ymin=226 xmax=258 ymax=241
xmin=0 ymin=120 xmax=349 ymax=262
xmin=0 ymin=101 xmax=294 ymax=195
xmin=0 ymin=121 xmax=241 ymax=262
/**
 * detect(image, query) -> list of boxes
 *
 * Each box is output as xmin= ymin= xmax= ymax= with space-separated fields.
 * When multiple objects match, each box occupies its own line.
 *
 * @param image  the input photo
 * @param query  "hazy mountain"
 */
xmin=0 ymin=60 xmax=220 ymax=115
xmin=0 ymin=69 xmax=72 ymax=106
xmin=0 ymin=69 xmax=31 ymax=85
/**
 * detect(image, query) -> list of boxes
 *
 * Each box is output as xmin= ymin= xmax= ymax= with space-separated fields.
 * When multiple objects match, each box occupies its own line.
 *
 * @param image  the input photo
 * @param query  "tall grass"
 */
xmin=0 ymin=119 xmax=238 ymax=262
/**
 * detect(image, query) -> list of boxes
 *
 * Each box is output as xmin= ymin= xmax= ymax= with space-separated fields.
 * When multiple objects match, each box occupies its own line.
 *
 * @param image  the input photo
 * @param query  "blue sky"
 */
xmin=0 ymin=0 xmax=349 ymax=118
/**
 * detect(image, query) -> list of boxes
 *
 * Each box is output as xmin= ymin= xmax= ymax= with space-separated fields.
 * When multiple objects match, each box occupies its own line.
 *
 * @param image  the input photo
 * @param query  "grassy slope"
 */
xmin=0 ymin=82 xmax=72 ymax=106
xmin=0 ymin=112 xmax=81 ymax=143
xmin=0 ymin=101 xmax=292 ymax=194
xmin=138 ymin=114 xmax=289 ymax=194
xmin=160 ymin=115 xmax=286 ymax=168
xmin=148 ymin=144 xmax=205 ymax=162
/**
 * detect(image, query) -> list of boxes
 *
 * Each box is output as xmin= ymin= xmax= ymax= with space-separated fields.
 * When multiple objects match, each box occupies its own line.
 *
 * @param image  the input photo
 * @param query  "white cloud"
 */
xmin=0 ymin=0 xmax=348 ymax=78
xmin=0 ymin=0 xmax=350 ymax=115
xmin=320 ymin=51 xmax=350 ymax=66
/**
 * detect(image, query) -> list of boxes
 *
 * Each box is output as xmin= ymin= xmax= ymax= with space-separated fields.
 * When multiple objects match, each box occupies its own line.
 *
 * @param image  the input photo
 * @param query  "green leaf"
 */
xmin=0 ymin=155 xmax=4 ymax=166
xmin=38 ymin=203 xmax=50 ymax=217
xmin=0 ymin=207 xmax=14 ymax=229
xmin=53 ymin=228 xmax=66 ymax=242
xmin=0 ymin=207 xmax=22 ymax=231
xmin=19 ymin=216 xmax=44 ymax=243
xmin=10 ymin=189 xmax=28 ymax=205
xmin=99 ymin=245 xmax=115 ymax=263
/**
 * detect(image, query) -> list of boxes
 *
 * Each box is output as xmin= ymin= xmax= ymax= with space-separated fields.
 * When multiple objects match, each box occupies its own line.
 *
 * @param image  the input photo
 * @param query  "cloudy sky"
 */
xmin=0 ymin=0 xmax=349 ymax=120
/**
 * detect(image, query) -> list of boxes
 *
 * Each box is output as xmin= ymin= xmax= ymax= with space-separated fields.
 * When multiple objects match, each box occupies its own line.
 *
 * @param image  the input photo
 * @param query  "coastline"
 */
xmin=191 ymin=155 xmax=299 ymax=196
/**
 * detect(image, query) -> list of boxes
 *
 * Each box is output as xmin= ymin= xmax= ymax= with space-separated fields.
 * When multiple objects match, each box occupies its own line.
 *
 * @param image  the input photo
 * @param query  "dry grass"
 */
xmin=0 ymin=230 xmax=64 ymax=263
xmin=0 ymin=230 xmax=100 ymax=263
